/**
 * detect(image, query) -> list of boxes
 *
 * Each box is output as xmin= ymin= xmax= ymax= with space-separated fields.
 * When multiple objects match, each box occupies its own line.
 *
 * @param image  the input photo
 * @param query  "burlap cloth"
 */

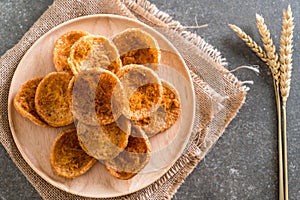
xmin=0 ymin=0 xmax=247 ymax=199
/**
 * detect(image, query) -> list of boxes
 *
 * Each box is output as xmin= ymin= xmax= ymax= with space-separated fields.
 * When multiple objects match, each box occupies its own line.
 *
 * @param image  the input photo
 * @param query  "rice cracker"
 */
xmin=13 ymin=77 xmax=49 ymax=127
xmin=134 ymin=81 xmax=181 ymax=137
xmin=53 ymin=30 xmax=88 ymax=74
xmin=104 ymin=125 xmax=151 ymax=180
xmin=50 ymin=128 xmax=97 ymax=178
xmin=35 ymin=72 xmax=73 ymax=127
xmin=68 ymin=35 xmax=121 ymax=75
xmin=112 ymin=28 xmax=161 ymax=70
xmin=69 ymin=69 xmax=124 ymax=126
xmin=76 ymin=116 xmax=131 ymax=160
xmin=117 ymin=64 xmax=163 ymax=121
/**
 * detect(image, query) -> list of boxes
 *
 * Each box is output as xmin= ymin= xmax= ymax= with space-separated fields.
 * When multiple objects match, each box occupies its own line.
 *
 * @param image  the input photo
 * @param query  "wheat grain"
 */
xmin=229 ymin=24 xmax=268 ymax=63
xmin=256 ymin=14 xmax=281 ymax=81
xmin=279 ymin=5 xmax=294 ymax=106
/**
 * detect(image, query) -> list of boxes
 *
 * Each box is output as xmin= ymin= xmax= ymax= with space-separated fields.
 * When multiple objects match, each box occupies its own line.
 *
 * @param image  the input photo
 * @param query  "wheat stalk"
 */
xmin=279 ymin=5 xmax=294 ymax=200
xmin=230 ymin=22 xmax=284 ymax=200
xmin=230 ymin=5 xmax=294 ymax=200
xmin=255 ymin=13 xmax=285 ymax=200
xmin=256 ymin=14 xmax=281 ymax=81
xmin=229 ymin=24 xmax=268 ymax=62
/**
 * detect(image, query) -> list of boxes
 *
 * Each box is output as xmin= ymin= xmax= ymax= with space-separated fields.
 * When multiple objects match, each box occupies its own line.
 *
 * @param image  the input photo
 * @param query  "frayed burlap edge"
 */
xmin=0 ymin=0 xmax=247 ymax=199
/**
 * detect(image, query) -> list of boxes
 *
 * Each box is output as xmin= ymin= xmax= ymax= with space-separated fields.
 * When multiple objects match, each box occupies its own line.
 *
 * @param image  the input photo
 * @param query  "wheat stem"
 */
xmin=229 ymin=24 xmax=268 ymax=63
xmin=256 ymin=14 xmax=281 ymax=81
xmin=274 ymin=81 xmax=284 ymax=200
xmin=282 ymin=106 xmax=288 ymax=200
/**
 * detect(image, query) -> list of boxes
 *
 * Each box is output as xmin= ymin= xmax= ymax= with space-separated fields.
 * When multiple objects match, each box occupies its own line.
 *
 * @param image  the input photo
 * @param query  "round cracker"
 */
xmin=104 ymin=125 xmax=151 ymax=180
xmin=70 ymin=69 xmax=124 ymax=126
xmin=53 ymin=30 xmax=89 ymax=74
xmin=13 ymin=77 xmax=49 ymax=127
xmin=134 ymin=81 xmax=181 ymax=137
xmin=117 ymin=64 xmax=163 ymax=121
xmin=68 ymin=35 xmax=121 ymax=75
xmin=112 ymin=28 xmax=161 ymax=70
xmin=50 ymin=128 xmax=97 ymax=178
xmin=35 ymin=72 xmax=74 ymax=127
xmin=76 ymin=116 xmax=131 ymax=160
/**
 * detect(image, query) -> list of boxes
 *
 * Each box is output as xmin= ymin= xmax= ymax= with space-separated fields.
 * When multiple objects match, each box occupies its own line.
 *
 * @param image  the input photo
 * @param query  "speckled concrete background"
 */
xmin=0 ymin=0 xmax=299 ymax=199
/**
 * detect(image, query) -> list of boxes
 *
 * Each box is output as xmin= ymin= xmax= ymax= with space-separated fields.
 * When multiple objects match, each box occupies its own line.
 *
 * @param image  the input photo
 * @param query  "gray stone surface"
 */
xmin=0 ymin=0 xmax=299 ymax=199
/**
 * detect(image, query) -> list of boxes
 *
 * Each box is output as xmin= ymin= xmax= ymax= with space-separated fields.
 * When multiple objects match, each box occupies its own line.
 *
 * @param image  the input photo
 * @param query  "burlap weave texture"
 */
xmin=0 ymin=0 xmax=247 ymax=199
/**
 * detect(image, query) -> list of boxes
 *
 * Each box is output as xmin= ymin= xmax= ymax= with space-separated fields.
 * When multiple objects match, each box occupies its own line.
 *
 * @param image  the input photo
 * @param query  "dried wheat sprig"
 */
xmin=255 ymin=13 xmax=285 ymax=200
xmin=229 ymin=24 xmax=268 ymax=62
xmin=279 ymin=5 xmax=294 ymax=200
xmin=230 ymin=22 xmax=284 ymax=200
xmin=256 ymin=14 xmax=281 ymax=81
xmin=280 ymin=5 xmax=294 ymax=107
xmin=230 ymin=6 xmax=294 ymax=200
xmin=230 ymin=23 xmax=284 ymax=199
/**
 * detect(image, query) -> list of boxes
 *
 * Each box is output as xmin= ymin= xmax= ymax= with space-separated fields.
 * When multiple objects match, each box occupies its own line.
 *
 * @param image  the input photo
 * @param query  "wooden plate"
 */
xmin=8 ymin=14 xmax=195 ymax=198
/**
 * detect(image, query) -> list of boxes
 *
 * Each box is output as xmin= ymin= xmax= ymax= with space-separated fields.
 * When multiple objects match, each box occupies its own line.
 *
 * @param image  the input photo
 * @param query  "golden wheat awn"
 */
xmin=229 ymin=24 xmax=268 ymax=63
xmin=256 ymin=14 xmax=281 ymax=81
xmin=280 ymin=5 xmax=294 ymax=106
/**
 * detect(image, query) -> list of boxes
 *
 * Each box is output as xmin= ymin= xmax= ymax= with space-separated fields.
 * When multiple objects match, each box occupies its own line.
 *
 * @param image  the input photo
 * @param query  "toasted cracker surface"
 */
xmin=76 ymin=116 xmax=130 ymax=160
xmin=13 ymin=77 xmax=49 ymax=127
xmin=50 ymin=128 xmax=97 ymax=178
xmin=112 ymin=28 xmax=160 ymax=69
xmin=53 ymin=30 xmax=88 ymax=74
xmin=68 ymin=35 xmax=121 ymax=75
xmin=104 ymin=125 xmax=151 ymax=180
xmin=35 ymin=72 xmax=73 ymax=127
xmin=134 ymin=81 xmax=181 ymax=137
xmin=70 ymin=69 xmax=123 ymax=126
xmin=117 ymin=64 xmax=163 ymax=121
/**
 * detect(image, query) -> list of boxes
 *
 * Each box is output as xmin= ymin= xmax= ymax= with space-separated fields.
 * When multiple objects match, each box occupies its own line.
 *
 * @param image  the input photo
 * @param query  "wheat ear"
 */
xmin=229 ymin=24 xmax=268 ymax=62
xmin=280 ymin=5 xmax=294 ymax=106
xmin=256 ymin=14 xmax=281 ymax=81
